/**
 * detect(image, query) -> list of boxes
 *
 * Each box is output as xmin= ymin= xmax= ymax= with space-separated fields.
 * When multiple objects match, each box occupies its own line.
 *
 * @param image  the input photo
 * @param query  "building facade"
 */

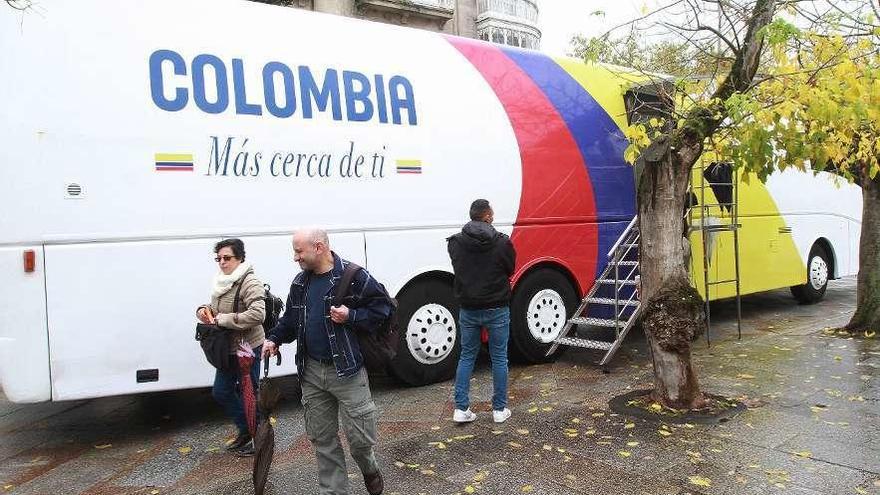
xmin=265 ymin=0 xmax=541 ymax=49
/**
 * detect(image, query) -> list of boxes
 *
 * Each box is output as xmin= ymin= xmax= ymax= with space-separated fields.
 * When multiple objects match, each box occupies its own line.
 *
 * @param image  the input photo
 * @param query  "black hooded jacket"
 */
xmin=447 ymin=221 xmax=516 ymax=309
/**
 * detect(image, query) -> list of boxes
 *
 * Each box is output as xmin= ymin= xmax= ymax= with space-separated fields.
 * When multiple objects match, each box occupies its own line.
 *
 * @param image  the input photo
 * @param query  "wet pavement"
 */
xmin=1 ymin=278 xmax=878 ymax=494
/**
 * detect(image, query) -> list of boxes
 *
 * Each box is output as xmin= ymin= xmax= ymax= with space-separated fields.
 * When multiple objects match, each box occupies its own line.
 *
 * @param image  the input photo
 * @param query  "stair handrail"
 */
xmin=607 ymin=215 xmax=639 ymax=259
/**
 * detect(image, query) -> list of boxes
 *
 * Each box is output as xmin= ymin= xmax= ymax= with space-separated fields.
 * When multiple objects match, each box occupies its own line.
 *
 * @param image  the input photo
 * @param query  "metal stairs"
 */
xmin=546 ymin=216 xmax=641 ymax=367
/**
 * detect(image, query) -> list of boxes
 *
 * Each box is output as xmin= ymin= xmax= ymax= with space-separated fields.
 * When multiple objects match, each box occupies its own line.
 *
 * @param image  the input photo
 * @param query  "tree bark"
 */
xmin=638 ymin=140 xmax=708 ymax=409
xmin=846 ymin=171 xmax=880 ymax=333
xmin=634 ymin=0 xmax=778 ymax=410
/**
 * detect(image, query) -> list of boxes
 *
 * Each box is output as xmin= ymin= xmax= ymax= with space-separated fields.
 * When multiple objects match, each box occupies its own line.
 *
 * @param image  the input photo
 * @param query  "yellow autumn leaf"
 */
xmin=542 ymin=444 xmax=552 ymax=451
xmin=521 ymin=486 xmax=534 ymax=493
xmin=658 ymin=430 xmax=672 ymax=437
xmin=618 ymin=451 xmax=631 ymax=458
xmin=626 ymin=441 xmax=639 ymax=447
xmin=794 ymin=451 xmax=812 ymax=458
xmin=571 ymin=418 xmax=581 ymax=424
xmin=527 ymin=407 xmax=539 ymax=413
xmin=150 ymin=491 xmax=159 ymax=495
xmin=688 ymin=475 xmax=712 ymax=487
xmin=421 ymin=469 xmax=436 ymax=475
xmin=649 ymin=403 xmax=662 ymax=412
xmin=178 ymin=446 xmax=192 ymax=454
xmin=516 ymin=429 xmax=530 ymax=435
xmin=269 ymin=416 xmax=277 ymax=426
xmin=508 ymin=442 xmax=522 ymax=448
xmin=865 ymin=330 xmax=876 ymax=338
xmin=464 ymin=485 xmax=476 ymax=493
xmin=624 ymin=423 xmax=635 ymax=429
xmin=473 ymin=471 xmax=487 ymax=482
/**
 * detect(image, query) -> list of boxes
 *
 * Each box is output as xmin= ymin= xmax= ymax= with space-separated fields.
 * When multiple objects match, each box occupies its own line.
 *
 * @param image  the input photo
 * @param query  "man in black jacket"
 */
xmin=447 ymin=199 xmax=516 ymax=424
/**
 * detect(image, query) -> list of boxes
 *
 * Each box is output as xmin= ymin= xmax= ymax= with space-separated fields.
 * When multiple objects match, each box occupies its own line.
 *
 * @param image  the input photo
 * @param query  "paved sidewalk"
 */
xmin=1 ymin=278 xmax=877 ymax=494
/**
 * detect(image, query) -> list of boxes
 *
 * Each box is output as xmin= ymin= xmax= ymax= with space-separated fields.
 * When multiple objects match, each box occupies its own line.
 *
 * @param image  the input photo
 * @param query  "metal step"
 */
xmin=569 ymin=316 xmax=628 ymax=327
xmin=553 ymin=337 xmax=614 ymax=350
xmin=595 ymin=279 xmax=638 ymax=285
xmin=585 ymin=297 xmax=639 ymax=307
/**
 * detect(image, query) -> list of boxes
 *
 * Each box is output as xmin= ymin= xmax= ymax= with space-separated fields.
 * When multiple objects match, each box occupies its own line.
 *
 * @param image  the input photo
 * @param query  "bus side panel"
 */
xmin=849 ymin=220 xmax=861 ymax=277
xmin=364 ymin=228 xmax=459 ymax=297
xmin=0 ymin=247 xmax=51 ymax=402
xmin=782 ymin=214 xmax=851 ymax=279
xmin=43 ymin=233 xmax=362 ymax=401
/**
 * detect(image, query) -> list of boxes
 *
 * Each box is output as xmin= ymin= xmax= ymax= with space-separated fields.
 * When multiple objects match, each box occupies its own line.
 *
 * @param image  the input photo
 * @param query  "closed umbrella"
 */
xmin=254 ymin=352 xmax=282 ymax=495
xmin=236 ymin=342 xmax=257 ymax=437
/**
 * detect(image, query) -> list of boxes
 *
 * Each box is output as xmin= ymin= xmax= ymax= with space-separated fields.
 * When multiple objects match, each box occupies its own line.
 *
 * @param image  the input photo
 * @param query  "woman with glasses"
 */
xmin=196 ymin=238 xmax=266 ymax=456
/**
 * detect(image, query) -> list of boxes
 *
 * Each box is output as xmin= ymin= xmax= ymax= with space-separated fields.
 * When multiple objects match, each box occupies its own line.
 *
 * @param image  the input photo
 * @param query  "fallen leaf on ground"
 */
xmin=94 ymin=444 xmax=112 ymax=449
xmin=178 ymin=446 xmax=192 ymax=455
xmin=618 ymin=451 xmax=631 ymax=458
xmin=521 ymin=485 xmax=534 ymax=493
xmin=464 ymin=485 xmax=475 ymax=493
xmin=688 ymin=476 xmax=712 ymax=487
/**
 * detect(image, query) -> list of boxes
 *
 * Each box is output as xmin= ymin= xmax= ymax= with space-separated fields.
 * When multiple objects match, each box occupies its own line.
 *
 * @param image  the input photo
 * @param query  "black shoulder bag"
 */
xmin=332 ymin=263 xmax=399 ymax=373
xmin=195 ymin=280 xmax=244 ymax=371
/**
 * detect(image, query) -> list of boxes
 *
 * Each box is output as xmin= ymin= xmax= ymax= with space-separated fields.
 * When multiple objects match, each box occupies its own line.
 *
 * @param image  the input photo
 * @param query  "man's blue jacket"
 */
xmin=267 ymin=252 xmax=393 ymax=377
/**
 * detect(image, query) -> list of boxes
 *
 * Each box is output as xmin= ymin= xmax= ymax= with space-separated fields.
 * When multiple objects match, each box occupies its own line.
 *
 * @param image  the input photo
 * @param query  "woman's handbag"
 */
xmin=195 ymin=278 xmax=245 ymax=371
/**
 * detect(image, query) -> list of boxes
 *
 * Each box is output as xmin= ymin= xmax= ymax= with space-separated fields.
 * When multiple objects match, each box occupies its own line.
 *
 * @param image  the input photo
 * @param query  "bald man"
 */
xmin=264 ymin=229 xmax=393 ymax=495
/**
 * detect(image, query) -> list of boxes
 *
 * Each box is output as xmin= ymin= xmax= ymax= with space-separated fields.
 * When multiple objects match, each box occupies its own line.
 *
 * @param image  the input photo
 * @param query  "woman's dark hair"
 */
xmin=214 ymin=238 xmax=245 ymax=261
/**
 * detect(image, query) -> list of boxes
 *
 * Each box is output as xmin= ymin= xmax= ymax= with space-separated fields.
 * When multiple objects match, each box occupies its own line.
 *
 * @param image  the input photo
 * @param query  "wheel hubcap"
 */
xmin=527 ymin=289 xmax=566 ymax=344
xmin=809 ymin=255 xmax=828 ymax=290
xmin=406 ymin=304 xmax=456 ymax=365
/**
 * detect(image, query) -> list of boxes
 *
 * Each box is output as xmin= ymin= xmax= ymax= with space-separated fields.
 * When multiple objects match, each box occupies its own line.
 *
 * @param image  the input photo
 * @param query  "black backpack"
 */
xmin=263 ymin=284 xmax=284 ymax=330
xmin=332 ymin=263 xmax=399 ymax=372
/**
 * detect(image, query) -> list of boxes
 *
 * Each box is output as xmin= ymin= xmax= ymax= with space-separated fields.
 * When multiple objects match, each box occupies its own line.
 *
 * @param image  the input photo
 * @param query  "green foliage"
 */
xmin=722 ymin=34 xmax=880 ymax=183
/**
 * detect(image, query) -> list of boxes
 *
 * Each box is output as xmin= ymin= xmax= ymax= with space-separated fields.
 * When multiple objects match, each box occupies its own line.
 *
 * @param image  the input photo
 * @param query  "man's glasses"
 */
xmin=215 ymin=255 xmax=237 ymax=262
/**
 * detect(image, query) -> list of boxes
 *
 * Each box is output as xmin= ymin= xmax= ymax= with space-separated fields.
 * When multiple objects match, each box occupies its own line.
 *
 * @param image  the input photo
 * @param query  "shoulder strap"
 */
xmin=233 ymin=275 xmax=247 ymax=313
xmin=331 ymin=262 xmax=362 ymax=306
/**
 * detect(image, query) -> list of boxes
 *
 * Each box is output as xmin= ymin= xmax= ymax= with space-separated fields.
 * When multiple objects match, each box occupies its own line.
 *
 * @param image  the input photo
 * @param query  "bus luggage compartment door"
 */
xmin=0 ymin=246 xmax=51 ymax=402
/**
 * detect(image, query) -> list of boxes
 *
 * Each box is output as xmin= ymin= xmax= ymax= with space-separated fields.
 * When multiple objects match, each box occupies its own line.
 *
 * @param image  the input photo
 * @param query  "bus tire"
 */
xmin=791 ymin=243 xmax=830 ymax=304
xmin=388 ymin=279 xmax=461 ymax=386
xmin=509 ymin=268 xmax=578 ymax=363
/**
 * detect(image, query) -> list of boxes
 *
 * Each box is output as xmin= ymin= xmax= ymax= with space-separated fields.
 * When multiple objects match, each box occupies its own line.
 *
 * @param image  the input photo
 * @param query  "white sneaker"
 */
xmin=493 ymin=408 xmax=512 ymax=423
xmin=453 ymin=409 xmax=477 ymax=423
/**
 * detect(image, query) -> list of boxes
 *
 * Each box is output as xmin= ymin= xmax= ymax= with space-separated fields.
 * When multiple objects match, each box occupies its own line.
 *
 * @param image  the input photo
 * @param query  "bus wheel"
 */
xmin=791 ymin=244 xmax=830 ymax=304
xmin=388 ymin=279 xmax=460 ymax=386
xmin=510 ymin=268 xmax=578 ymax=363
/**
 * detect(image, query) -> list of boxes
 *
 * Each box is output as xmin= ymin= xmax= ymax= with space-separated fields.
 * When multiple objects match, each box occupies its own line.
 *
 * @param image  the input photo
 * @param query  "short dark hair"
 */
xmin=469 ymin=199 xmax=492 ymax=221
xmin=214 ymin=238 xmax=245 ymax=261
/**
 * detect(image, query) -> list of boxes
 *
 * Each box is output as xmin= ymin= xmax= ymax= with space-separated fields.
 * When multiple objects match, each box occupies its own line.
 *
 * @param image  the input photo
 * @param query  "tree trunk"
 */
xmin=637 ymin=140 xmax=708 ymax=409
xmin=846 ymin=171 xmax=880 ymax=333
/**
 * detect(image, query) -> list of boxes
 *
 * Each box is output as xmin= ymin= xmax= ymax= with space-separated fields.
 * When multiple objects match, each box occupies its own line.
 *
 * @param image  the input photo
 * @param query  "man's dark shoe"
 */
xmin=225 ymin=431 xmax=251 ymax=451
xmin=364 ymin=470 xmax=383 ymax=495
xmin=234 ymin=441 xmax=255 ymax=457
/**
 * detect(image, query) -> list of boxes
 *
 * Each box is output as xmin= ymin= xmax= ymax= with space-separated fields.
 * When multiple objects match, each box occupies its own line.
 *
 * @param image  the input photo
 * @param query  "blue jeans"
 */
xmin=213 ymin=345 xmax=262 ymax=435
xmin=454 ymin=307 xmax=510 ymax=411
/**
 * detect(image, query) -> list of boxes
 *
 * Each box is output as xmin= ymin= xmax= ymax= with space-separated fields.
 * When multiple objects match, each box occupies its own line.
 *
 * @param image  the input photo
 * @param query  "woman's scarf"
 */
xmin=211 ymin=262 xmax=252 ymax=299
